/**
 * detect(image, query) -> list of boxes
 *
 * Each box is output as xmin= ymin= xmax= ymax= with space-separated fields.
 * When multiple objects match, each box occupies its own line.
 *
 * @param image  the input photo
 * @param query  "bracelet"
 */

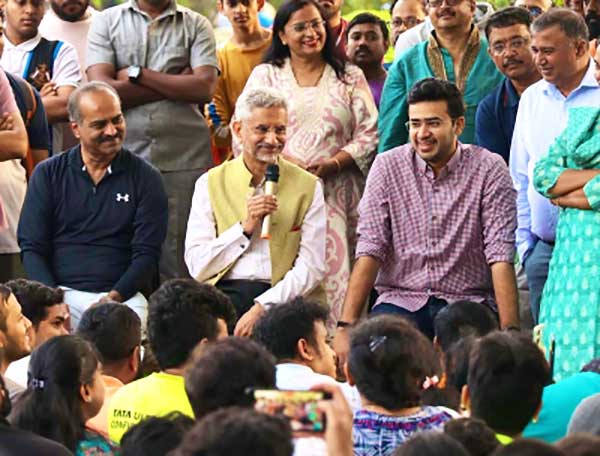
xmin=331 ymin=157 xmax=342 ymax=174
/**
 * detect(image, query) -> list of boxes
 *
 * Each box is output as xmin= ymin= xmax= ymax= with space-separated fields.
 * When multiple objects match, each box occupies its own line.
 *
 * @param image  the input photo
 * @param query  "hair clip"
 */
xmin=369 ymin=335 xmax=387 ymax=353
xmin=422 ymin=375 xmax=440 ymax=391
xmin=30 ymin=378 xmax=45 ymax=390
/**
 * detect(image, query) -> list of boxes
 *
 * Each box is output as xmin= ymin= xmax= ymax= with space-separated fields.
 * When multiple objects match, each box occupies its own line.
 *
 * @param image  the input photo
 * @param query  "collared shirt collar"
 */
xmin=503 ymin=77 xmax=520 ymax=108
xmin=414 ymin=141 xmax=464 ymax=178
xmin=128 ymin=0 xmax=180 ymax=18
xmin=3 ymin=33 xmax=42 ymax=52
xmin=541 ymin=58 xmax=599 ymax=97
xmin=67 ymin=144 xmax=126 ymax=175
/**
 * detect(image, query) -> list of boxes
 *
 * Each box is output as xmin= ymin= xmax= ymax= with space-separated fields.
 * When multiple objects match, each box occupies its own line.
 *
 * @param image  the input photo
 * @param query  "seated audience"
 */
xmin=345 ymin=13 xmax=389 ymax=108
xmin=0 ymin=284 xmax=32 ymax=399
xmin=348 ymin=315 xmax=456 ymax=456
xmin=184 ymin=337 xmax=276 ymax=418
xmin=252 ymin=297 xmax=361 ymax=411
xmin=463 ymin=331 xmax=551 ymax=444
xmin=185 ymin=87 xmax=327 ymax=336
xmin=4 ymin=279 xmax=70 ymax=387
xmin=433 ymin=300 xmax=499 ymax=353
xmin=444 ymin=418 xmax=500 ymax=456
xmin=514 ymin=0 xmax=551 ymax=18
xmin=10 ymin=335 xmax=117 ymax=454
xmin=173 ymin=407 xmax=294 ymax=456
xmin=107 ymin=279 xmax=235 ymax=443
xmin=77 ymin=303 xmax=142 ymax=438
xmin=557 ymin=434 xmax=600 ymax=455
xmin=568 ymin=392 xmax=600 ymax=436
xmin=522 ymin=363 xmax=600 ymax=442
xmin=17 ymin=81 xmax=168 ymax=329
xmin=120 ymin=412 xmax=194 ymax=456
xmin=0 ymin=372 xmax=73 ymax=455
xmin=393 ymin=432 xmax=469 ymax=456
xmin=491 ymin=439 xmax=563 ymax=455
xmin=443 ymin=336 xmax=478 ymax=410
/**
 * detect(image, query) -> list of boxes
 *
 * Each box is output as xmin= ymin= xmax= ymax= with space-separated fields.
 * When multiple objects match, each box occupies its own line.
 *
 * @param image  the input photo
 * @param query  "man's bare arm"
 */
xmin=0 ymin=112 xmax=28 ymax=160
xmin=491 ymin=261 xmax=519 ymax=329
xmin=87 ymin=63 xmax=163 ymax=109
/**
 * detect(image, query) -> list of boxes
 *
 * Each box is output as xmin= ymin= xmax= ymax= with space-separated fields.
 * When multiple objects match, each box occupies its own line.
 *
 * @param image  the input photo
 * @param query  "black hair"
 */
xmin=5 ymin=279 xmax=64 ymax=329
xmin=262 ymin=0 xmax=347 ymax=81
xmin=77 ymin=302 xmax=141 ymax=363
xmin=147 ymin=279 xmax=236 ymax=370
xmin=485 ymin=6 xmax=533 ymax=41
xmin=173 ymin=407 xmax=293 ymax=456
xmin=581 ymin=358 xmax=600 ymax=373
xmin=468 ymin=331 xmax=551 ymax=436
xmin=444 ymin=418 xmax=500 ymax=456
xmin=491 ymin=439 xmax=564 ymax=456
xmin=434 ymin=301 xmax=498 ymax=353
xmin=445 ymin=336 xmax=478 ymax=394
xmin=556 ymin=434 xmax=600 ymax=456
xmin=10 ymin=335 xmax=100 ymax=451
xmin=348 ymin=315 xmax=442 ymax=410
xmin=393 ymin=432 xmax=469 ymax=456
xmin=407 ymin=78 xmax=465 ymax=119
xmin=0 ymin=284 xmax=11 ymax=331
xmin=121 ymin=411 xmax=195 ymax=456
xmin=252 ymin=297 xmax=329 ymax=361
xmin=184 ymin=337 xmax=276 ymax=418
xmin=346 ymin=12 xmax=390 ymax=43
xmin=532 ymin=7 xmax=589 ymax=41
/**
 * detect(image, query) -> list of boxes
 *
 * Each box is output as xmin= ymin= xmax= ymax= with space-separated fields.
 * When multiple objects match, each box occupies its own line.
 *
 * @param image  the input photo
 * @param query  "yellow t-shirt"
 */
xmin=106 ymin=372 xmax=194 ymax=443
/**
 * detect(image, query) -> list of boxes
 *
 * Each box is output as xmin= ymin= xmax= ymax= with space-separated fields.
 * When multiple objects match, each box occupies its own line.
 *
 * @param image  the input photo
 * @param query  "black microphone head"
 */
xmin=265 ymin=164 xmax=280 ymax=182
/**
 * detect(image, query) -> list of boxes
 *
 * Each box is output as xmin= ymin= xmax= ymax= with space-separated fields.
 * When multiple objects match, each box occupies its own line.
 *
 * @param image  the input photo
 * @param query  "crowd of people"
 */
xmin=2 ymin=0 xmax=600 ymax=453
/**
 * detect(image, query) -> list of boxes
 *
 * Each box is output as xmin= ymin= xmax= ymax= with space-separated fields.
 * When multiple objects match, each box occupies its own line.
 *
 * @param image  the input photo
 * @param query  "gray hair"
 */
xmin=67 ymin=81 xmax=121 ymax=124
xmin=531 ymin=8 xmax=589 ymax=42
xmin=235 ymin=87 xmax=288 ymax=121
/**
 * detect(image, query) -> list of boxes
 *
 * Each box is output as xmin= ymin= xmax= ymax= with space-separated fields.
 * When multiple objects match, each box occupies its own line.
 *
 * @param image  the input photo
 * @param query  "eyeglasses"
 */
xmin=388 ymin=16 xmax=423 ymax=28
xmin=427 ymin=0 xmax=463 ymax=8
xmin=405 ymin=118 xmax=455 ymax=131
xmin=252 ymin=125 xmax=287 ymax=136
xmin=519 ymin=5 xmax=543 ymax=17
xmin=490 ymin=36 xmax=529 ymax=56
xmin=288 ymin=19 xmax=326 ymax=34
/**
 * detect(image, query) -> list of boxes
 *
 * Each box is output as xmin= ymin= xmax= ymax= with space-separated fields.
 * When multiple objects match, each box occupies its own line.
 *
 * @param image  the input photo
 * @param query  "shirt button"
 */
xmin=240 ymin=244 xmax=245 ymax=249
xmin=432 ymin=216 xmax=437 ymax=222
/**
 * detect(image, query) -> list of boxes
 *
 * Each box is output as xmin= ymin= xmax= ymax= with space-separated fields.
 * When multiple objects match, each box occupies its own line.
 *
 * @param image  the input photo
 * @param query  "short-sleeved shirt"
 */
xmin=86 ymin=0 xmax=219 ymax=172
xmin=0 ymin=68 xmax=18 ymax=113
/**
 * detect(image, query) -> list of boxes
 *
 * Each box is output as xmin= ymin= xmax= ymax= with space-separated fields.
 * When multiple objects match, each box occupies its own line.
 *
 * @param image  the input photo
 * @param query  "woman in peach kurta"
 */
xmin=238 ymin=0 xmax=378 ymax=319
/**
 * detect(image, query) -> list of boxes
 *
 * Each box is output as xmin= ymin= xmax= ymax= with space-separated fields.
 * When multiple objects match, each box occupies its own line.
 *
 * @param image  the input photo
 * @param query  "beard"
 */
xmin=587 ymin=11 xmax=600 ymax=40
xmin=51 ymin=0 xmax=89 ymax=22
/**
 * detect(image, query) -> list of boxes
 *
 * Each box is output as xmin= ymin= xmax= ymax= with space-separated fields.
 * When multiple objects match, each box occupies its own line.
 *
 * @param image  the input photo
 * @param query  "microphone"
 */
xmin=261 ymin=163 xmax=280 ymax=240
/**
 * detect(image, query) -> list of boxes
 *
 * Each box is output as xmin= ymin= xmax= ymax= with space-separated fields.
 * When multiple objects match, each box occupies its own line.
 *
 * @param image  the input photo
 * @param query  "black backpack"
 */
xmin=23 ymin=37 xmax=63 ymax=91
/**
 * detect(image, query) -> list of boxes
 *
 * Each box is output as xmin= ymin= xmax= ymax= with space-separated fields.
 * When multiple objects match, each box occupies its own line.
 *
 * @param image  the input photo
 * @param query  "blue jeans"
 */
xmin=369 ymin=297 xmax=448 ymax=339
xmin=523 ymin=240 xmax=554 ymax=325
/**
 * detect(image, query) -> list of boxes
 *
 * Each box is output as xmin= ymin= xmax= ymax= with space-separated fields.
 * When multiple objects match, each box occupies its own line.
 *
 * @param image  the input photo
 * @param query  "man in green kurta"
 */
xmin=378 ymin=0 xmax=503 ymax=152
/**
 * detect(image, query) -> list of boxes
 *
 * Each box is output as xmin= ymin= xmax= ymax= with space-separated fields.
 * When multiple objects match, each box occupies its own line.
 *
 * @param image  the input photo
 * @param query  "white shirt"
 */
xmin=1 ymin=33 xmax=82 ymax=152
xmin=5 ymin=355 xmax=29 ymax=388
xmin=39 ymin=7 xmax=97 ymax=83
xmin=509 ymin=60 xmax=600 ymax=262
xmin=276 ymin=363 xmax=362 ymax=413
xmin=394 ymin=17 xmax=432 ymax=60
xmin=184 ymin=173 xmax=327 ymax=306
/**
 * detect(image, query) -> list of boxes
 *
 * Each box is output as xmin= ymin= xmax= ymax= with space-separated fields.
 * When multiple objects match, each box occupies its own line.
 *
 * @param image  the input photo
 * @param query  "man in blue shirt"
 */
xmin=509 ymin=8 xmax=600 ymax=324
xmin=475 ymin=7 xmax=540 ymax=164
xmin=18 ymin=81 xmax=168 ymax=328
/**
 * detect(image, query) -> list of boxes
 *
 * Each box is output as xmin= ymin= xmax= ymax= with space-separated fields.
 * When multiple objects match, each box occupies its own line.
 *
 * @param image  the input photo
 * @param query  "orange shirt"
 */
xmin=87 ymin=374 xmax=124 ymax=438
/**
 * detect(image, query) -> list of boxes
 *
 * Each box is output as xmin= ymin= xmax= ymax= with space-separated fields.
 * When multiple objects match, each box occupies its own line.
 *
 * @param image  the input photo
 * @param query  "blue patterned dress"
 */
xmin=533 ymin=106 xmax=600 ymax=381
xmin=76 ymin=430 xmax=120 ymax=456
xmin=353 ymin=406 xmax=454 ymax=456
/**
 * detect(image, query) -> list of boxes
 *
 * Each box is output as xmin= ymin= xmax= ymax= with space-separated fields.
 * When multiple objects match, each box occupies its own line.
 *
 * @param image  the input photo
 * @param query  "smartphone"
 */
xmin=253 ymin=389 xmax=329 ymax=433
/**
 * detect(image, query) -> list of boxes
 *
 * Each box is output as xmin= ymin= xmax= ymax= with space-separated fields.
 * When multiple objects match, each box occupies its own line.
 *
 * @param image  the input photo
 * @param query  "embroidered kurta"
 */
xmin=378 ymin=26 xmax=503 ymax=153
xmin=239 ymin=60 xmax=378 ymax=319
xmin=534 ymin=106 xmax=600 ymax=381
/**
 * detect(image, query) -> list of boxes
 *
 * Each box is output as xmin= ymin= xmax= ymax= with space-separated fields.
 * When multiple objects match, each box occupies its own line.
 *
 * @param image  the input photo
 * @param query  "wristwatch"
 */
xmin=128 ymin=65 xmax=142 ymax=83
